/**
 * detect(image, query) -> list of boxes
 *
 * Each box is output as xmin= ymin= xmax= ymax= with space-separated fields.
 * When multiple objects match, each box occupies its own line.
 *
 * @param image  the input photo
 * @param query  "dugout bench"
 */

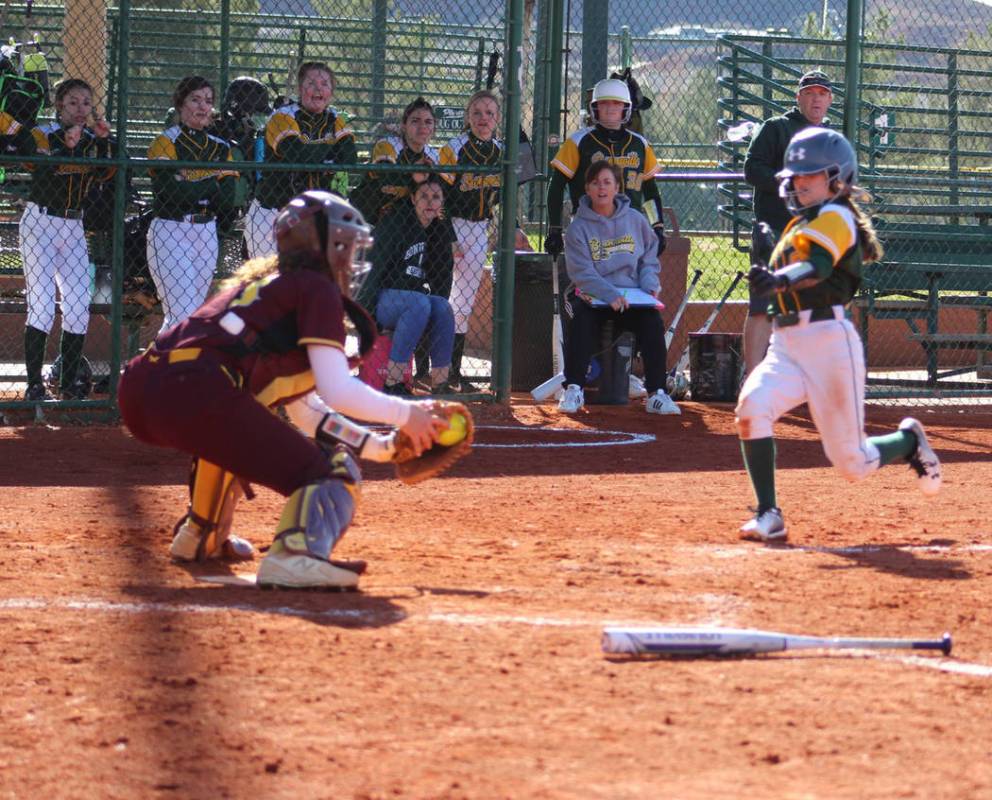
xmin=857 ymin=205 xmax=992 ymax=391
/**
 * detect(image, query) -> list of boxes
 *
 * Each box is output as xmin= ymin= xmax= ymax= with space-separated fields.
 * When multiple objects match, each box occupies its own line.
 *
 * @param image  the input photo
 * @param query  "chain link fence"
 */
xmin=0 ymin=0 xmax=517 ymax=418
xmin=564 ymin=0 xmax=992 ymax=403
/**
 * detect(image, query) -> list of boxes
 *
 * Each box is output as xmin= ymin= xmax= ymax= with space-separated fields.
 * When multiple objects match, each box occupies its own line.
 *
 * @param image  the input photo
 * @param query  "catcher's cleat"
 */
xmin=628 ymin=374 xmax=647 ymax=399
xmin=170 ymin=522 xmax=255 ymax=562
xmin=900 ymin=417 xmax=941 ymax=496
xmin=739 ymin=507 xmax=787 ymax=543
xmin=646 ymin=389 xmax=681 ymax=415
xmin=558 ymin=384 xmax=584 ymax=413
xmin=256 ymin=544 xmax=360 ymax=591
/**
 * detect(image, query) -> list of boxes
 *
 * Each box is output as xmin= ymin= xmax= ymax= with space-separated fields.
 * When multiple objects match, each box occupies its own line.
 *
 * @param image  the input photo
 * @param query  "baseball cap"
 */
xmin=798 ymin=70 xmax=832 ymax=91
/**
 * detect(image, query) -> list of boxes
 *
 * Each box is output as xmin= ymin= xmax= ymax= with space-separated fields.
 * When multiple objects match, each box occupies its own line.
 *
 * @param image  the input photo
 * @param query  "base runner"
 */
xmin=736 ymin=128 xmax=941 ymax=543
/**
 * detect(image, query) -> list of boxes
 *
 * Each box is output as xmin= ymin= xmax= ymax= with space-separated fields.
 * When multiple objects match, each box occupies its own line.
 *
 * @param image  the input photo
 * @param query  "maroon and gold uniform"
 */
xmin=119 ymin=268 xmax=347 ymax=497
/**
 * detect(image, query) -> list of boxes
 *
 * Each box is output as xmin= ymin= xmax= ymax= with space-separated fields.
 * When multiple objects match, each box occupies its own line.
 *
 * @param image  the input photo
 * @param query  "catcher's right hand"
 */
xmin=392 ymin=401 xmax=474 ymax=485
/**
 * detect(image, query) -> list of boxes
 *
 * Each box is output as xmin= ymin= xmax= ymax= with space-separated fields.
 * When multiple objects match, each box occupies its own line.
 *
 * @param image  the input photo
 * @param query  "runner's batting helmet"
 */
xmin=589 ymin=78 xmax=632 ymax=124
xmin=274 ymin=190 xmax=373 ymax=296
xmin=776 ymin=127 xmax=857 ymax=214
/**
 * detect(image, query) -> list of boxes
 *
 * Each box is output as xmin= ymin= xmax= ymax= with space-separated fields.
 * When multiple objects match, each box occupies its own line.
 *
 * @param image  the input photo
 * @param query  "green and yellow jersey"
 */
xmin=547 ymin=124 xmax=664 ymax=227
xmin=767 ymin=202 xmax=862 ymax=316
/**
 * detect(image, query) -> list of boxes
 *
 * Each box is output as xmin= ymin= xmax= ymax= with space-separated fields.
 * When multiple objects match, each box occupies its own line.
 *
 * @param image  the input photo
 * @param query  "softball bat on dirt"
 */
xmin=601 ymin=626 xmax=953 ymax=657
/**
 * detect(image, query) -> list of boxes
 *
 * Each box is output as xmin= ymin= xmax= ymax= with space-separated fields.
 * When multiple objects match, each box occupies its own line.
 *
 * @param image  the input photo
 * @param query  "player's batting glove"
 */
xmin=747 ymin=266 xmax=788 ymax=298
xmin=749 ymin=221 xmax=776 ymax=268
xmin=544 ymin=226 xmax=564 ymax=257
xmin=653 ymin=224 xmax=667 ymax=257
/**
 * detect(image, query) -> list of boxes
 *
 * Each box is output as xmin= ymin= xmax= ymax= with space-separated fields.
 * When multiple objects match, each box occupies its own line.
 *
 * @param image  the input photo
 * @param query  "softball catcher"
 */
xmin=737 ymin=128 xmax=941 ymax=543
xmin=119 ymin=190 xmax=467 ymax=590
xmin=20 ymin=78 xmax=114 ymax=401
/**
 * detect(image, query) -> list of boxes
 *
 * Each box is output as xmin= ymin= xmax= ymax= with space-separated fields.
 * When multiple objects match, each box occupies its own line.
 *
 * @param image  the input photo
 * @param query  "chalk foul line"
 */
xmin=1 ymin=596 xmax=989 ymax=678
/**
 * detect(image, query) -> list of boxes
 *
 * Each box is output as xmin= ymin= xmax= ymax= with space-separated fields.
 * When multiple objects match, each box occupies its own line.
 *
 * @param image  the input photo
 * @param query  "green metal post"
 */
xmin=494 ymin=0 xmax=524 ymax=402
xmin=580 ymin=0 xmax=608 ymax=99
xmin=219 ymin=0 xmax=230 ymax=93
xmin=947 ymin=52 xmax=959 ymax=215
xmin=842 ymin=0 xmax=864 ymax=145
xmin=108 ymin=0 xmax=131 ymax=409
xmin=528 ymin=0 xmax=550 ymax=223
xmin=371 ymin=0 xmax=388 ymax=124
xmin=548 ymin=0 xmax=564 ymax=139
xmin=761 ymin=40 xmax=773 ymax=108
xmin=418 ymin=19 xmax=427 ymax=93
xmin=106 ymin=16 xmax=118 ymax=123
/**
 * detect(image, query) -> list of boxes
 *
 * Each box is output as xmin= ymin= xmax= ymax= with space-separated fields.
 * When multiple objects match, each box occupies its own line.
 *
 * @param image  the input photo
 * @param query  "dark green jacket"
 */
xmin=744 ymin=108 xmax=824 ymax=232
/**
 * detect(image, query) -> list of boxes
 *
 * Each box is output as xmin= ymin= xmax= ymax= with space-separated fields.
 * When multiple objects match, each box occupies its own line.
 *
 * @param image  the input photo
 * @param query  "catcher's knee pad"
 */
xmin=171 ymin=458 xmax=252 ymax=562
xmin=273 ymin=468 xmax=359 ymax=562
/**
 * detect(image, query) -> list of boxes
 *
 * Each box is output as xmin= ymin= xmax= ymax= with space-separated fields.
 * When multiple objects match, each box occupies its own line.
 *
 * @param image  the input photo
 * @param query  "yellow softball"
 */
xmin=437 ymin=413 xmax=467 ymax=446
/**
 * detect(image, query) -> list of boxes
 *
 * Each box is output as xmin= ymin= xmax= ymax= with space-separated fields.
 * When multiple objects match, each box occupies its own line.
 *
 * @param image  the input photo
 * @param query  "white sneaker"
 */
xmin=558 ymin=384 xmax=584 ymax=413
xmin=257 ymin=548 xmax=360 ymax=590
xmin=628 ymin=374 xmax=647 ymax=399
xmin=740 ymin=507 xmax=787 ymax=542
xmin=645 ymin=389 xmax=681 ymax=415
xmin=899 ymin=418 xmax=941 ymax=496
xmin=170 ymin=522 xmax=255 ymax=562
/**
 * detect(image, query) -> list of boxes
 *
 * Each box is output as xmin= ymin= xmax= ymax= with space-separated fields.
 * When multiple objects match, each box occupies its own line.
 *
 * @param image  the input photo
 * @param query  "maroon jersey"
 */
xmin=155 ymin=269 xmax=346 ymax=406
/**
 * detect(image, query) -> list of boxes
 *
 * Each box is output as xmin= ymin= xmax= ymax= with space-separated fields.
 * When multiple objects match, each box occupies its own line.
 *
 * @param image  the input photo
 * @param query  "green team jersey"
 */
xmin=29 ymin=121 xmax=115 ymax=211
xmin=254 ymin=103 xmax=358 ymax=210
xmin=548 ymin=124 xmax=663 ymax=227
xmin=766 ymin=202 xmax=862 ymax=316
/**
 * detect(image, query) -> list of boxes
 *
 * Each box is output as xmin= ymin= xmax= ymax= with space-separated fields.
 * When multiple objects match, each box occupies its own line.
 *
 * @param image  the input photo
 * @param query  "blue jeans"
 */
xmin=376 ymin=289 xmax=455 ymax=368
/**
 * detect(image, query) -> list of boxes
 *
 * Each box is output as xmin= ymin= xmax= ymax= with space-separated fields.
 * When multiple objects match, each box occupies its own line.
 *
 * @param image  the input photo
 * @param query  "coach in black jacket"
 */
xmin=742 ymin=70 xmax=833 ymax=376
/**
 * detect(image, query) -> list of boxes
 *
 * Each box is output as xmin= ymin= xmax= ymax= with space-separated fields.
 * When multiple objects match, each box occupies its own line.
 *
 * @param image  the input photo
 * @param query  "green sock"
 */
xmin=741 ymin=437 xmax=777 ymax=512
xmin=23 ymin=326 xmax=47 ymax=385
xmin=869 ymin=430 xmax=916 ymax=467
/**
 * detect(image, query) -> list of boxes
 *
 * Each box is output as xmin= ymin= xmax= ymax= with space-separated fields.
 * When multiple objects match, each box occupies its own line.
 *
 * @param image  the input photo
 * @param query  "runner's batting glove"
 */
xmin=544 ymin=226 xmax=563 ymax=257
xmin=653 ymin=223 xmax=666 ymax=256
xmin=747 ymin=265 xmax=787 ymax=298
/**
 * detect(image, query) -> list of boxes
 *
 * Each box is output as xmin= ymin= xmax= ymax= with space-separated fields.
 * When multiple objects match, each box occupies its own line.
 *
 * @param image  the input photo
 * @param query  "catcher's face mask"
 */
xmin=275 ymin=190 xmax=372 ymax=297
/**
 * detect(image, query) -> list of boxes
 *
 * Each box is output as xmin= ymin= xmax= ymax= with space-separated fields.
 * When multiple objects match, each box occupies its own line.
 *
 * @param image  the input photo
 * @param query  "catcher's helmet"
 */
xmin=221 ymin=76 xmax=271 ymax=120
xmin=589 ymin=78 xmax=632 ymax=125
xmin=776 ymin=127 xmax=857 ymax=214
xmin=274 ymin=190 xmax=372 ymax=295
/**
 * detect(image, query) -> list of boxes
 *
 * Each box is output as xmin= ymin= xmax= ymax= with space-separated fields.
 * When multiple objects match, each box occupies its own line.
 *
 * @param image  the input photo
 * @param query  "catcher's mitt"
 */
xmin=393 ymin=401 xmax=474 ymax=485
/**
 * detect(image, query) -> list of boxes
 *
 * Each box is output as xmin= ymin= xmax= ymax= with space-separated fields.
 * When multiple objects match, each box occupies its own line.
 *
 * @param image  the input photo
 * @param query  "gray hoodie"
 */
xmin=563 ymin=194 xmax=660 ymax=304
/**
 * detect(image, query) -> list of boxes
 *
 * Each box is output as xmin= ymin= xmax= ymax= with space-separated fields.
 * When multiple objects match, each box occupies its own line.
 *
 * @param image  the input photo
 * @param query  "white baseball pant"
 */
xmin=19 ymin=203 xmax=92 ymax=334
xmin=450 ymin=216 xmax=489 ymax=335
xmin=245 ymin=199 xmax=279 ymax=260
xmin=146 ymin=217 xmax=219 ymax=336
xmin=735 ymin=306 xmax=881 ymax=482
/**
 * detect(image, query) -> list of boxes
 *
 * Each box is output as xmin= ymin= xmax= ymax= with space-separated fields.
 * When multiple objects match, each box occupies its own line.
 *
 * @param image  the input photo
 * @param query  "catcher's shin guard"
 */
xmin=257 ymin=448 xmax=362 ymax=590
xmin=170 ymin=459 xmax=256 ymax=562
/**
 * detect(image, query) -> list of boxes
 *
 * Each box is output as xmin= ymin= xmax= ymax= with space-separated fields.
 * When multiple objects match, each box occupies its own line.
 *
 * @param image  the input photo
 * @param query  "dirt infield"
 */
xmin=2 ymin=399 xmax=991 ymax=799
